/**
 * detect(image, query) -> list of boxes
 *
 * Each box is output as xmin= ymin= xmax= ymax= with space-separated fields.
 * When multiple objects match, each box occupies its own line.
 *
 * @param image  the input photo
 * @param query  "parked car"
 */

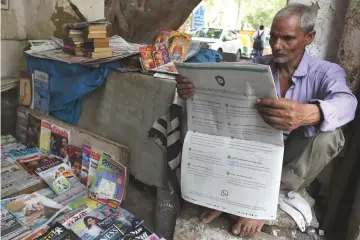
xmin=192 ymin=28 xmax=244 ymax=61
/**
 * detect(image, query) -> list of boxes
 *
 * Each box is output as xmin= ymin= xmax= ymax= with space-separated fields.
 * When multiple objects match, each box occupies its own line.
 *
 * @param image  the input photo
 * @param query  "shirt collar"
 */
xmin=292 ymin=51 xmax=310 ymax=77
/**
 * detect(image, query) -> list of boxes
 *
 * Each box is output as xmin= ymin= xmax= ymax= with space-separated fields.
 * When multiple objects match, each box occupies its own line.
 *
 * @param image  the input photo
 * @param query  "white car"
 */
xmin=192 ymin=28 xmax=244 ymax=61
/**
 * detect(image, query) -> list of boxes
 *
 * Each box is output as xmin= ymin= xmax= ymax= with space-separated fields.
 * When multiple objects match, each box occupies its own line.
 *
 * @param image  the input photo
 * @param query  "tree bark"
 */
xmin=106 ymin=0 xmax=202 ymax=43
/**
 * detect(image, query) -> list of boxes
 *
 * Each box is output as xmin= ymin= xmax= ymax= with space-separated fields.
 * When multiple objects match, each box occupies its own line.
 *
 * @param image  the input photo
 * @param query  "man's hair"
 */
xmin=259 ymin=25 xmax=264 ymax=30
xmin=274 ymin=3 xmax=316 ymax=33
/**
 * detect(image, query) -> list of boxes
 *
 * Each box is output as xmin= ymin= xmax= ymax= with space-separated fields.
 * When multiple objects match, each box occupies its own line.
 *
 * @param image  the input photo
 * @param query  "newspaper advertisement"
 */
xmin=175 ymin=62 xmax=284 ymax=220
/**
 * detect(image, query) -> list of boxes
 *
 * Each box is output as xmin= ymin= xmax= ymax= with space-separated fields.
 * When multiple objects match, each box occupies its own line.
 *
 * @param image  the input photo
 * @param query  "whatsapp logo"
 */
xmin=215 ymin=75 xmax=225 ymax=87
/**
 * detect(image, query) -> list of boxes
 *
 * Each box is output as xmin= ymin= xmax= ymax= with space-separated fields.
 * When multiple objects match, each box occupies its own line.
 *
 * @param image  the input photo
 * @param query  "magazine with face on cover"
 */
xmin=89 ymin=153 xmax=126 ymax=209
xmin=3 ymin=193 xmax=63 ymax=230
xmin=50 ymin=124 xmax=70 ymax=159
xmin=34 ymin=222 xmax=81 ymax=240
xmin=26 ymin=114 xmax=41 ymax=148
xmin=66 ymin=146 xmax=83 ymax=180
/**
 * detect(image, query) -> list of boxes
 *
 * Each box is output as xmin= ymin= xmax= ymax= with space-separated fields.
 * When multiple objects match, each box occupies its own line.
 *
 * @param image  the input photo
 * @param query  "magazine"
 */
xmin=50 ymin=205 xmax=89 ymax=226
xmin=1 ymin=142 xmax=27 ymax=163
xmin=36 ymin=155 xmax=64 ymax=172
xmin=68 ymin=197 xmax=100 ymax=210
xmin=67 ymin=146 xmax=83 ymax=179
xmin=32 ymin=70 xmax=50 ymax=114
xmin=152 ymin=48 xmax=171 ymax=67
xmin=50 ymin=124 xmax=70 ymax=158
xmin=17 ymin=155 xmax=57 ymax=180
xmin=126 ymin=225 xmax=155 ymax=240
xmin=1 ymin=164 xmax=41 ymax=198
xmin=34 ymin=222 xmax=81 ymax=240
xmin=89 ymin=153 xmax=126 ymax=209
xmin=87 ymin=146 xmax=104 ymax=188
xmin=139 ymin=46 xmax=156 ymax=71
xmin=81 ymin=144 xmax=91 ymax=185
xmin=65 ymin=205 xmax=142 ymax=240
xmin=16 ymin=107 xmax=29 ymax=144
xmin=168 ymin=36 xmax=191 ymax=62
xmin=1 ymin=135 xmax=17 ymax=146
xmin=39 ymin=120 xmax=51 ymax=153
xmin=26 ymin=114 xmax=41 ymax=147
xmin=4 ymin=193 xmax=63 ymax=230
xmin=153 ymin=29 xmax=172 ymax=48
xmin=36 ymin=161 xmax=83 ymax=195
xmin=1 ymin=207 xmax=29 ymax=240
xmin=9 ymin=147 xmax=43 ymax=162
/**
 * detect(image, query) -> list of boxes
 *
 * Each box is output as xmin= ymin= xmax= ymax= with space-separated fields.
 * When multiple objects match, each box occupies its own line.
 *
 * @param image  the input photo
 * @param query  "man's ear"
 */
xmin=305 ymin=30 xmax=316 ymax=45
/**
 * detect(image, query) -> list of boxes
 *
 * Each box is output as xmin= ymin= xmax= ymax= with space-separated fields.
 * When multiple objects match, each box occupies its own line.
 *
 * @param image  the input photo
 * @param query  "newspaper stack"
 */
xmin=1 ymin=77 xmax=19 ymax=92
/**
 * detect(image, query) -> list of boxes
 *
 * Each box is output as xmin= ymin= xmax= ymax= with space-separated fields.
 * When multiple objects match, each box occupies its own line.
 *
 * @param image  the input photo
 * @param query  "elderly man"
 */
xmin=176 ymin=3 xmax=358 ymax=237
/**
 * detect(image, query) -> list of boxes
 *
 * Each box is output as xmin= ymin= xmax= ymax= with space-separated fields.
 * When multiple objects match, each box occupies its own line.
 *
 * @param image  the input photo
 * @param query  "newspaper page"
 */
xmin=175 ymin=62 xmax=284 ymax=220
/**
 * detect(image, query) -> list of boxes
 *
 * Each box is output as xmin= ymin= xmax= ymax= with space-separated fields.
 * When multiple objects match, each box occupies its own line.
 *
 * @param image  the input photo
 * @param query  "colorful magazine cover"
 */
xmin=50 ymin=124 xmax=70 ymax=158
xmin=67 ymin=146 xmax=83 ymax=179
xmin=153 ymin=48 xmax=171 ymax=67
xmin=87 ymin=146 xmax=103 ymax=188
xmin=81 ymin=144 xmax=91 ymax=185
xmin=64 ymin=205 xmax=142 ymax=240
xmin=68 ymin=196 xmax=100 ymax=210
xmin=26 ymin=114 xmax=41 ymax=147
xmin=153 ymin=29 xmax=172 ymax=49
xmin=139 ymin=46 xmax=156 ymax=71
xmin=36 ymin=161 xmax=81 ymax=195
xmin=122 ymin=225 xmax=156 ymax=240
xmin=36 ymin=155 xmax=64 ymax=172
xmin=39 ymin=120 xmax=51 ymax=154
xmin=9 ymin=147 xmax=43 ymax=162
xmin=32 ymin=70 xmax=50 ymax=114
xmin=34 ymin=222 xmax=81 ymax=240
xmin=17 ymin=155 xmax=57 ymax=180
xmin=89 ymin=153 xmax=126 ymax=209
xmin=1 ymin=142 xmax=27 ymax=163
xmin=4 ymin=193 xmax=63 ymax=231
xmin=168 ymin=36 xmax=191 ymax=62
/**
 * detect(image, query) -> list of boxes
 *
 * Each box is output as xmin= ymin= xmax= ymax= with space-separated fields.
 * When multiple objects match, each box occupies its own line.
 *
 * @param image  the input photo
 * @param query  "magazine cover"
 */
xmin=17 ymin=155 xmax=58 ymax=180
xmin=168 ymin=36 xmax=191 ymax=62
xmin=1 ymin=207 xmax=29 ymax=240
xmin=26 ymin=114 xmax=41 ymax=147
xmin=1 ymin=142 xmax=27 ymax=163
xmin=67 ymin=145 xmax=83 ymax=179
xmin=4 ymin=193 xmax=63 ymax=231
xmin=87 ymin=146 xmax=103 ymax=188
xmin=9 ymin=147 xmax=43 ymax=162
xmin=36 ymin=155 xmax=64 ymax=173
xmin=34 ymin=222 xmax=81 ymax=240
xmin=39 ymin=120 xmax=51 ymax=153
xmin=89 ymin=153 xmax=127 ymax=209
xmin=50 ymin=205 xmax=89 ymax=226
xmin=65 ymin=205 xmax=142 ymax=240
xmin=153 ymin=48 xmax=171 ymax=67
xmin=122 ymin=225 xmax=156 ymax=240
xmin=81 ymin=144 xmax=91 ymax=185
xmin=139 ymin=46 xmax=156 ymax=71
xmin=36 ymin=161 xmax=81 ymax=195
xmin=32 ymin=70 xmax=50 ymax=114
xmin=153 ymin=29 xmax=172 ymax=49
xmin=16 ymin=107 xmax=29 ymax=144
xmin=68 ymin=196 xmax=100 ymax=210
xmin=50 ymin=124 xmax=70 ymax=158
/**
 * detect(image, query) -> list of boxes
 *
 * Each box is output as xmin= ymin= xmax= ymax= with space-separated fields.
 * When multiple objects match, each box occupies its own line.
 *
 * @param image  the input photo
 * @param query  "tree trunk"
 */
xmin=106 ymin=0 xmax=202 ymax=43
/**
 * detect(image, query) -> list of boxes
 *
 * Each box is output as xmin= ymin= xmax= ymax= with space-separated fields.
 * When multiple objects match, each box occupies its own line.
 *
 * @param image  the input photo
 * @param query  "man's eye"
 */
xmin=283 ymin=36 xmax=295 ymax=41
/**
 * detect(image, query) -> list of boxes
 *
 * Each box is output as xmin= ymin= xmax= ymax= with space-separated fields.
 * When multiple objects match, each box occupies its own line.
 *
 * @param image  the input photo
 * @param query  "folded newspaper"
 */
xmin=175 ymin=62 xmax=284 ymax=220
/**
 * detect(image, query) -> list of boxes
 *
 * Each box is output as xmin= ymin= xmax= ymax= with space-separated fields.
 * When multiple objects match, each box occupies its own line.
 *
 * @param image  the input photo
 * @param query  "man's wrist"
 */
xmin=301 ymin=103 xmax=322 ymax=127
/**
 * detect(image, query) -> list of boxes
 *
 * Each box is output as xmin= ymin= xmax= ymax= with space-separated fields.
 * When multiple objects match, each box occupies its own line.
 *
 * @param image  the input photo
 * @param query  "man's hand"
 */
xmin=255 ymin=98 xmax=321 ymax=131
xmin=175 ymin=75 xmax=194 ymax=100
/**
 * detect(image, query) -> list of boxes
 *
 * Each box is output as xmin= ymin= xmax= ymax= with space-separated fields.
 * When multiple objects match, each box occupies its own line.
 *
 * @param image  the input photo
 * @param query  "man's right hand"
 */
xmin=175 ymin=75 xmax=194 ymax=100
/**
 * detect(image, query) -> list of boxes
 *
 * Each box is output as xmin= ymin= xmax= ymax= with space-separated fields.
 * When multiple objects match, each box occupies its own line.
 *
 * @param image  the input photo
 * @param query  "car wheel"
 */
xmin=236 ymin=49 xmax=242 ymax=62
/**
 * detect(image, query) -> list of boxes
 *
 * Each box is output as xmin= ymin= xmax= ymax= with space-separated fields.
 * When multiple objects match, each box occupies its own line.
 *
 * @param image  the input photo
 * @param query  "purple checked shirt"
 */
xmin=255 ymin=51 xmax=358 ymax=137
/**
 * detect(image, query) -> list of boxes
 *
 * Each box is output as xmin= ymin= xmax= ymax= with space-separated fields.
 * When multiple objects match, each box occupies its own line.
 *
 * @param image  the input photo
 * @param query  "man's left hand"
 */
xmin=255 ymin=98 xmax=321 ymax=131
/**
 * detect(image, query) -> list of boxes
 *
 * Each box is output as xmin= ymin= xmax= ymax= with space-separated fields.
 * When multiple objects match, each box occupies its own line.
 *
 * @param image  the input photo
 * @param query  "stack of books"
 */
xmin=84 ymin=23 xmax=112 ymax=58
xmin=63 ymin=29 xmax=86 ymax=56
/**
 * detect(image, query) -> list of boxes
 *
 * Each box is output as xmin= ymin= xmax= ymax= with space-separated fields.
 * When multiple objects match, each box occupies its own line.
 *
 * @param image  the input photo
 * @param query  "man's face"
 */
xmin=154 ymin=53 xmax=163 ymax=66
xmin=269 ymin=15 xmax=315 ymax=63
xmin=61 ymin=138 xmax=68 ymax=147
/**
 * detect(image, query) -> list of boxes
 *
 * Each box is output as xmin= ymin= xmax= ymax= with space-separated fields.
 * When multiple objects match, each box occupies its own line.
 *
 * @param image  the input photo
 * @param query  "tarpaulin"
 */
xmin=186 ymin=49 xmax=223 ymax=63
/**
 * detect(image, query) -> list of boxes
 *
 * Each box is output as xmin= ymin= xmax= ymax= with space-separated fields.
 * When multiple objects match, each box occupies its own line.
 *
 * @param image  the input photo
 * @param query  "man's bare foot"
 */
xmin=232 ymin=217 xmax=265 ymax=237
xmin=199 ymin=208 xmax=222 ymax=224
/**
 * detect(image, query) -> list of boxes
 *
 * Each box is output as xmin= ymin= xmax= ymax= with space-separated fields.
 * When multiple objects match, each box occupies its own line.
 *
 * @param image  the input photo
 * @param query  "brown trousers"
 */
xmin=281 ymin=127 xmax=345 ymax=191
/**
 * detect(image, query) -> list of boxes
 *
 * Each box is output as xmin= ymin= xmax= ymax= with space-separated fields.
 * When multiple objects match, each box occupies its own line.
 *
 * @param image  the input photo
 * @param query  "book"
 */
xmin=89 ymin=153 xmax=126 ymax=209
xmin=63 ymin=47 xmax=85 ymax=56
xmin=87 ymin=33 xmax=107 ymax=39
xmin=152 ymin=48 xmax=171 ymax=67
xmin=81 ymin=144 xmax=91 ymax=185
xmin=63 ymin=45 xmax=83 ymax=52
xmin=153 ymin=29 xmax=172 ymax=48
xmin=86 ymin=37 xmax=110 ymax=44
xmin=34 ymin=222 xmax=81 ymax=240
xmin=50 ymin=124 xmax=70 ymax=158
xmin=19 ymin=71 xmax=32 ymax=106
xmin=67 ymin=145 xmax=83 ymax=179
xmin=69 ymin=29 xmax=85 ymax=35
xmin=88 ymin=25 xmax=107 ymax=32
xmin=64 ymin=205 xmax=142 ymax=239
xmin=168 ymin=36 xmax=191 ymax=62
xmin=32 ymin=70 xmax=50 ymax=114
xmin=83 ymin=47 xmax=112 ymax=53
xmin=139 ymin=46 xmax=156 ymax=71
xmin=39 ymin=120 xmax=51 ymax=153
xmin=87 ymin=146 xmax=103 ymax=188
xmin=84 ymin=42 xmax=109 ymax=48
xmin=85 ymin=51 xmax=113 ymax=58
xmin=16 ymin=107 xmax=29 ymax=144
xmin=4 ymin=193 xmax=63 ymax=230
xmin=9 ymin=147 xmax=43 ymax=162
xmin=36 ymin=161 xmax=81 ymax=195
xmin=1 ymin=207 xmax=29 ymax=240
xmin=63 ymin=39 xmax=84 ymax=47
xmin=26 ymin=114 xmax=41 ymax=147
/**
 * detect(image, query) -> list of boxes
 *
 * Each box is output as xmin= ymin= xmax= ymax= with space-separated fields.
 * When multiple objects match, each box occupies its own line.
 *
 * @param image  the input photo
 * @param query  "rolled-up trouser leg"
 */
xmin=281 ymin=128 xmax=345 ymax=191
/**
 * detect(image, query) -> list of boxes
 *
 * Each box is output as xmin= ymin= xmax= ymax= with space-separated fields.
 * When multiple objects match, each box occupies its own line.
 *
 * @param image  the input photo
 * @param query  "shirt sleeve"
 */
xmin=309 ymin=64 xmax=357 ymax=132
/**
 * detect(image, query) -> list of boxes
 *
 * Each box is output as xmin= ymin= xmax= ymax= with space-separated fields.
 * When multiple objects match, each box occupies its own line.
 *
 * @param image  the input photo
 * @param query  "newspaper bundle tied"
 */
xmin=175 ymin=62 xmax=284 ymax=220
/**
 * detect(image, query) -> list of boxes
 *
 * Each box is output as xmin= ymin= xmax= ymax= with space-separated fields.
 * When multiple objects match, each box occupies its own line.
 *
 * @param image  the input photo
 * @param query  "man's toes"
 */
xmin=248 ymin=227 xmax=256 ymax=236
xmin=240 ymin=226 xmax=249 ymax=236
xmin=232 ymin=218 xmax=243 ymax=235
xmin=202 ymin=210 xmax=222 ymax=223
xmin=199 ymin=208 xmax=211 ymax=220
